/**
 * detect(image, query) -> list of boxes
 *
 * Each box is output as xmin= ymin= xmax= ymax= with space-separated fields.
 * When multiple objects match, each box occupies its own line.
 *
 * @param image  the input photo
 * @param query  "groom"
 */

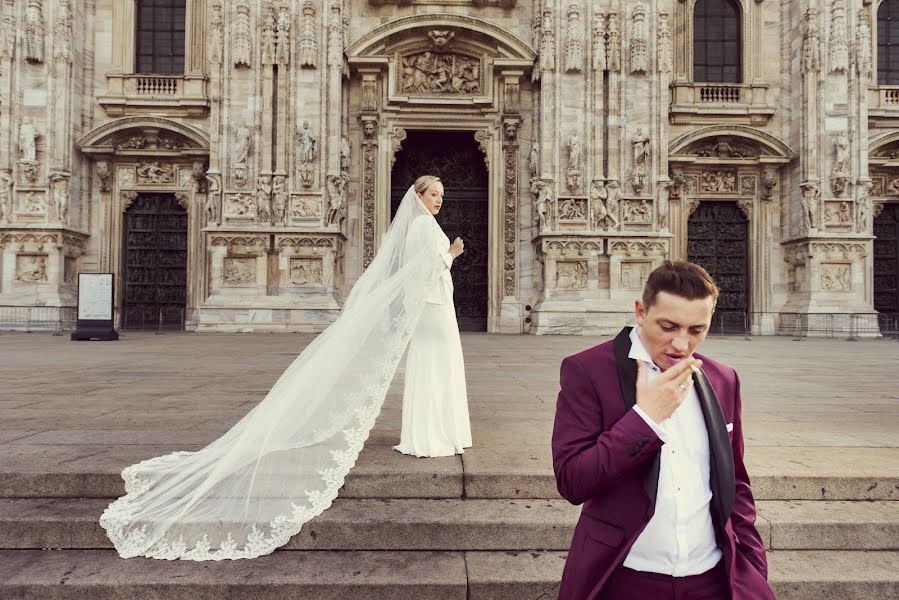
xmin=552 ymin=260 xmax=774 ymax=600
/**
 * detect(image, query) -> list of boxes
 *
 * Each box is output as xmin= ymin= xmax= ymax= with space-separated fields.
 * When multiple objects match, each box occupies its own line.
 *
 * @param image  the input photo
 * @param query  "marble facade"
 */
xmin=0 ymin=0 xmax=896 ymax=334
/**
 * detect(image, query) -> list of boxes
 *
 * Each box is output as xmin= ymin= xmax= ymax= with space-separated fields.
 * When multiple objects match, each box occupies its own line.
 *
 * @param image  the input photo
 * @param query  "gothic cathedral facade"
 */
xmin=1 ymin=0 xmax=898 ymax=335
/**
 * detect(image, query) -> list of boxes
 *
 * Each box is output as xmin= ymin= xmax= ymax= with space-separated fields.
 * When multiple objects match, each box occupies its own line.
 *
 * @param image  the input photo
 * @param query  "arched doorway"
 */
xmin=874 ymin=203 xmax=899 ymax=329
xmin=390 ymin=130 xmax=489 ymax=331
xmin=122 ymin=194 xmax=188 ymax=329
xmin=688 ymin=201 xmax=749 ymax=333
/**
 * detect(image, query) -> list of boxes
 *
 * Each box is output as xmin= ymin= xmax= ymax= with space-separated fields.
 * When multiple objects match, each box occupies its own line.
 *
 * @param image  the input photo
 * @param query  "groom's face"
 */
xmin=635 ymin=291 xmax=715 ymax=371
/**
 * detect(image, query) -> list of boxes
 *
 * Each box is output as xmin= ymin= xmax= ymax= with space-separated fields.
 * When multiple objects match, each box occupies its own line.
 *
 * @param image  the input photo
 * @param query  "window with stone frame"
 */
xmin=692 ymin=0 xmax=742 ymax=84
xmin=878 ymin=0 xmax=899 ymax=85
xmin=136 ymin=0 xmax=186 ymax=75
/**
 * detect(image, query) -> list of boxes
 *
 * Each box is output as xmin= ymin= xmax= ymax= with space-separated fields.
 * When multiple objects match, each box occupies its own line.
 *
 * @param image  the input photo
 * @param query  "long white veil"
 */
xmin=100 ymin=186 xmax=444 ymax=560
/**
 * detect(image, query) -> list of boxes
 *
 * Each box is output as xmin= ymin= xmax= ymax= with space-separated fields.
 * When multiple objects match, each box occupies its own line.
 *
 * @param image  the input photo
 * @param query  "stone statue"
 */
xmin=256 ymin=175 xmax=273 ymax=224
xmin=234 ymin=122 xmax=251 ymax=165
xmin=801 ymin=182 xmax=820 ymax=231
xmin=19 ymin=120 xmax=39 ymax=162
xmin=326 ymin=175 xmax=346 ymax=227
xmin=632 ymin=128 xmax=649 ymax=194
xmin=531 ymin=179 xmax=553 ymax=231
xmin=856 ymin=179 xmax=872 ymax=232
xmin=605 ymin=179 xmax=623 ymax=227
xmin=656 ymin=178 xmax=671 ymax=231
xmin=49 ymin=172 xmax=69 ymax=224
xmin=272 ymin=175 xmax=288 ymax=225
xmin=339 ymin=136 xmax=350 ymax=176
xmin=205 ymin=172 xmax=222 ymax=225
xmin=568 ymin=132 xmax=582 ymax=170
xmin=0 ymin=171 xmax=13 ymax=223
xmin=297 ymin=120 xmax=317 ymax=164
xmin=96 ymin=161 xmax=112 ymax=192
xmin=529 ymin=141 xmax=539 ymax=179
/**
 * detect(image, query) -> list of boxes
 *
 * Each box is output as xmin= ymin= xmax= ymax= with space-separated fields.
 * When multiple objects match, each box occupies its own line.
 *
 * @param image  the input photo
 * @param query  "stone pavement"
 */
xmin=0 ymin=331 xmax=897 ymax=599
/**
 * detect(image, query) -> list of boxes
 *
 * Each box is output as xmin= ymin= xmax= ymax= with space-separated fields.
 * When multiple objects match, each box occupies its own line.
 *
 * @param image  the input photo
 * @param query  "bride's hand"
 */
xmin=450 ymin=237 xmax=464 ymax=258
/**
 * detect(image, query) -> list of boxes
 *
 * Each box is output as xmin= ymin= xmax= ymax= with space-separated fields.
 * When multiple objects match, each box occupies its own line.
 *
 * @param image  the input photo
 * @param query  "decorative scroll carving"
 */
xmin=658 ymin=12 xmax=672 ymax=74
xmin=737 ymin=198 xmax=753 ymax=221
xmin=830 ymin=0 xmax=849 ymax=73
xmin=400 ymin=52 xmax=480 ymax=94
xmin=503 ymin=126 xmax=519 ymax=297
xmin=474 ymin=130 xmax=490 ymax=169
xmin=233 ymin=0 xmax=252 ymax=67
xmin=96 ymin=161 xmax=112 ymax=193
xmin=565 ymin=4 xmax=583 ymax=73
xmin=299 ymin=1 xmax=317 ymax=68
xmin=739 ymin=174 xmax=756 ymax=196
xmin=629 ymin=3 xmax=648 ymax=74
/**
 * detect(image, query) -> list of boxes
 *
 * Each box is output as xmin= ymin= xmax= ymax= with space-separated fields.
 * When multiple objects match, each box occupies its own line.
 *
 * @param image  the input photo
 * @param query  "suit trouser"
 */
xmin=599 ymin=560 xmax=730 ymax=600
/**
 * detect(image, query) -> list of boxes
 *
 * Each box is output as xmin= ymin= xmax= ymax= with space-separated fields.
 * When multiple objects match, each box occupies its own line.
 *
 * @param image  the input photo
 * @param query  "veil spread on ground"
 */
xmin=100 ymin=186 xmax=445 ymax=560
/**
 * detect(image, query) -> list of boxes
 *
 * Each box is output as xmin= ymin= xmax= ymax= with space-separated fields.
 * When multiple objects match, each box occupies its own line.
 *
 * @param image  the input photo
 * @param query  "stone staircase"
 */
xmin=1 ymin=443 xmax=897 ymax=599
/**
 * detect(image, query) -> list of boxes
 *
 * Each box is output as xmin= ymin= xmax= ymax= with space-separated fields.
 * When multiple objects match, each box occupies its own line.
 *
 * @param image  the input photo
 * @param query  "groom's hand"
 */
xmin=635 ymin=357 xmax=702 ymax=425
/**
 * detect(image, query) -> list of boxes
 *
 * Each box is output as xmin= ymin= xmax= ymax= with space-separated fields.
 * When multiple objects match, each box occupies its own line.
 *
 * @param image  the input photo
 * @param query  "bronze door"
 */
xmin=874 ymin=203 xmax=899 ymax=330
xmin=687 ymin=201 xmax=749 ymax=334
xmin=122 ymin=194 xmax=188 ymax=329
xmin=391 ymin=130 xmax=489 ymax=331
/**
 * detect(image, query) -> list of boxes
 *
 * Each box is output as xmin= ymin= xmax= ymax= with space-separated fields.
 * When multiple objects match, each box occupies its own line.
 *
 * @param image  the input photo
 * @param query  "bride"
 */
xmin=100 ymin=175 xmax=471 ymax=560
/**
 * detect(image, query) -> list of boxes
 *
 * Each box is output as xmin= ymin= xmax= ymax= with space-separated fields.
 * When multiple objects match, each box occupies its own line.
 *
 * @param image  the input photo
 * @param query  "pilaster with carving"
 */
xmin=361 ymin=117 xmax=378 ymax=269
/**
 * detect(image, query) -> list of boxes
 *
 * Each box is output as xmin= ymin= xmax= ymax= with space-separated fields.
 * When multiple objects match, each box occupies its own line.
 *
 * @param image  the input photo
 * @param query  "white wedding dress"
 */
xmin=393 ymin=216 xmax=471 ymax=457
xmin=99 ymin=185 xmax=469 ymax=561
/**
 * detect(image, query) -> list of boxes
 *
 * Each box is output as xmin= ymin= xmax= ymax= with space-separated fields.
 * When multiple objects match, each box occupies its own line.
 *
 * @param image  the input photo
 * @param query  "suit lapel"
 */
xmin=693 ymin=367 xmax=736 ymax=527
xmin=613 ymin=327 xmax=661 ymax=507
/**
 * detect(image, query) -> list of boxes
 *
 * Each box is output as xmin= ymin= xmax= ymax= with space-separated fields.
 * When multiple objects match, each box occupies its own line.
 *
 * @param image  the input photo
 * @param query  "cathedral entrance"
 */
xmin=687 ymin=201 xmax=750 ymax=334
xmin=874 ymin=203 xmax=899 ymax=329
xmin=122 ymin=194 xmax=188 ymax=329
xmin=391 ymin=130 xmax=489 ymax=331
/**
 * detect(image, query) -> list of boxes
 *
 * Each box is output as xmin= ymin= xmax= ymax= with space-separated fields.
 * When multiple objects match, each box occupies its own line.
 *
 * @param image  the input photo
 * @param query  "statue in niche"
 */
xmin=205 ymin=172 xmax=222 ymax=225
xmin=272 ymin=175 xmax=287 ymax=225
xmin=0 ymin=171 xmax=13 ymax=223
xmin=49 ymin=173 xmax=69 ymax=224
xmin=568 ymin=132 xmax=582 ymax=170
xmin=800 ymin=182 xmax=821 ymax=231
xmin=856 ymin=179 xmax=872 ymax=232
xmin=529 ymin=141 xmax=539 ymax=179
xmin=339 ymin=136 xmax=350 ymax=177
xmin=256 ymin=175 xmax=273 ymax=225
xmin=605 ymin=179 xmax=623 ymax=227
xmin=234 ymin=122 xmax=251 ymax=166
xmin=326 ymin=175 xmax=347 ymax=227
xmin=591 ymin=181 xmax=612 ymax=230
xmin=24 ymin=0 xmax=44 ymax=63
xmin=16 ymin=256 xmax=47 ymax=283
xmin=19 ymin=119 xmax=40 ymax=163
xmin=656 ymin=178 xmax=671 ymax=231
xmin=531 ymin=179 xmax=553 ymax=231
xmin=297 ymin=121 xmax=317 ymax=187
xmin=632 ymin=128 xmax=649 ymax=194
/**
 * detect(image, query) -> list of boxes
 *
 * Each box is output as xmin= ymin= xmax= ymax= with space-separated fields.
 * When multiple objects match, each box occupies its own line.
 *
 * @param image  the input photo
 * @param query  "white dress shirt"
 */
xmin=623 ymin=327 xmax=722 ymax=576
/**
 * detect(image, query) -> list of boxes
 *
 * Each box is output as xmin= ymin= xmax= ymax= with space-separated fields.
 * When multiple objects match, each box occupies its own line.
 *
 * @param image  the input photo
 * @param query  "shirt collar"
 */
xmin=628 ymin=326 xmax=660 ymax=371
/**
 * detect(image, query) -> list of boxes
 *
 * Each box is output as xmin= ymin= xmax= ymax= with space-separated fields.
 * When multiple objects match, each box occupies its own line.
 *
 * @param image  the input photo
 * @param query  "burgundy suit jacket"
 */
xmin=551 ymin=327 xmax=774 ymax=600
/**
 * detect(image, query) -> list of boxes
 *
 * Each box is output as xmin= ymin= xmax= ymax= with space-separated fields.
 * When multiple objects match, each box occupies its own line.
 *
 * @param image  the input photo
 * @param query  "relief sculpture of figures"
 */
xmin=16 ymin=255 xmax=47 ymax=283
xmin=590 ymin=181 xmax=610 ymax=230
xmin=801 ymin=182 xmax=820 ymax=231
xmin=0 ymin=171 xmax=13 ymax=223
xmin=632 ymin=127 xmax=649 ymax=194
xmin=605 ymin=179 xmax=623 ymax=227
xmin=256 ymin=175 xmax=273 ymax=225
xmin=205 ymin=172 xmax=222 ymax=225
xmin=567 ymin=132 xmax=583 ymax=193
xmin=272 ymin=175 xmax=288 ymax=225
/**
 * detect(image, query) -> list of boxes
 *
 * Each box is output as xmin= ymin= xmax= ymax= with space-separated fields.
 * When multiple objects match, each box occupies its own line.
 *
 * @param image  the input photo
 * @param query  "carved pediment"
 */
xmin=683 ymin=137 xmax=762 ymax=159
xmin=400 ymin=51 xmax=481 ymax=95
xmin=99 ymin=129 xmax=200 ymax=152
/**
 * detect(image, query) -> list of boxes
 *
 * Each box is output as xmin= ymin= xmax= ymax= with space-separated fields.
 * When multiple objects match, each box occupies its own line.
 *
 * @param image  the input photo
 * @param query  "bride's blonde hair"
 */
xmin=414 ymin=175 xmax=441 ymax=196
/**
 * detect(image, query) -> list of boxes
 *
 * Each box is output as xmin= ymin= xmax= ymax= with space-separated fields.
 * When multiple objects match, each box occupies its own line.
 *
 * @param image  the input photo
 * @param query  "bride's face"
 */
xmin=417 ymin=181 xmax=445 ymax=215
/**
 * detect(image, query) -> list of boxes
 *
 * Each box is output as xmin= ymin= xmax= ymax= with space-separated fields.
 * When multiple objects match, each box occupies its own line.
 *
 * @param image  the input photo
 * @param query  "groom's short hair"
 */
xmin=642 ymin=260 xmax=719 ymax=309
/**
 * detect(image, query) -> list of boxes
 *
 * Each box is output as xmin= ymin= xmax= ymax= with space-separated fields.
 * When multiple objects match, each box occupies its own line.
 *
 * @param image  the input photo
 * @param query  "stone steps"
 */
xmin=2 ymin=497 xmax=898 ymax=553
xmin=1 ymin=549 xmax=897 ymax=600
xmin=2 ymin=443 xmax=898 ymax=500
